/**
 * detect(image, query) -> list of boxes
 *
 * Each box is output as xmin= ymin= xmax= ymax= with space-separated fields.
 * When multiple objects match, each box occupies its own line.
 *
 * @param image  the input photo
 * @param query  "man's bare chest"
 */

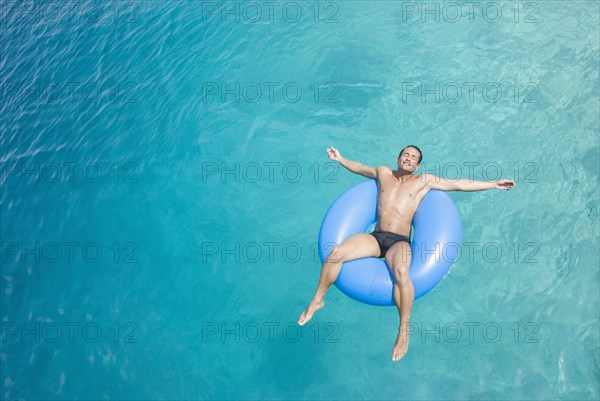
xmin=379 ymin=178 xmax=423 ymax=199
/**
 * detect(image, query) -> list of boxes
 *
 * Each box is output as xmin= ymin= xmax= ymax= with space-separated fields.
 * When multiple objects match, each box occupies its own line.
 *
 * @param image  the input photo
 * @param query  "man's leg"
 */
xmin=298 ymin=233 xmax=380 ymax=326
xmin=384 ymin=241 xmax=414 ymax=361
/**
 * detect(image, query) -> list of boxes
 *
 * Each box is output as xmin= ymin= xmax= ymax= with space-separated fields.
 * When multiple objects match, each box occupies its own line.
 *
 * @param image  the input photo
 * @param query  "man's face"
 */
xmin=397 ymin=147 xmax=421 ymax=172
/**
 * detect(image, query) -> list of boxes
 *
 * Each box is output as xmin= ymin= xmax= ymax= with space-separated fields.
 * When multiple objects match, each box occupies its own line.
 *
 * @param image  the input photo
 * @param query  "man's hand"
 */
xmin=495 ymin=179 xmax=516 ymax=190
xmin=326 ymin=146 xmax=342 ymax=162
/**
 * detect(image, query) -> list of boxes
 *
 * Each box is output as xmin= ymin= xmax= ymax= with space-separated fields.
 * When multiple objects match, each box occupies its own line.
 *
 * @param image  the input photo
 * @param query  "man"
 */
xmin=298 ymin=145 xmax=516 ymax=361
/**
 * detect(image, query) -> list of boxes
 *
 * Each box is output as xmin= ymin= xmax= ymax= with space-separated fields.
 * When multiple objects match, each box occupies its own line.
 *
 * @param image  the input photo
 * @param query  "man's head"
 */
xmin=397 ymin=145 xmax=422 ymax=172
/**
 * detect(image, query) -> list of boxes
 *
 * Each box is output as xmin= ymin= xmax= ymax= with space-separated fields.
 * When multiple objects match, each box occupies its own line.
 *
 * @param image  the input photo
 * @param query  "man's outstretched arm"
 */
xmin=327 ymin=146 xmax=378 ymax=179
xmin=423 ymin=173 xmax=516 ymax=191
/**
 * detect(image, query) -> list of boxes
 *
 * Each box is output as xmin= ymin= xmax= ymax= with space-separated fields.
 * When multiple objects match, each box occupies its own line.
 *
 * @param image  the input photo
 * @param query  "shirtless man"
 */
xmin=298 ymin=145 xmax=516 ymax=361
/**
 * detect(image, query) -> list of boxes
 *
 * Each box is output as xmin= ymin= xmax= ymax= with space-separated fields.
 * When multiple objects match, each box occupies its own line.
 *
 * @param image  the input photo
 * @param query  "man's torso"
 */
xmin=375 ymin=167 xmax=430 ymax=236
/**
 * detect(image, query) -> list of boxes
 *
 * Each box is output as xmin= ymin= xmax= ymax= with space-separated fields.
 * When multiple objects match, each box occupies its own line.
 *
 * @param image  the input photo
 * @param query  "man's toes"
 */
xmin=399 ymin=347 xmax=408 ymax=359
xmin=298 ymin=312 xmax=306 ymax=325
xmin=299 ymin=309 xmax=313 ymax=325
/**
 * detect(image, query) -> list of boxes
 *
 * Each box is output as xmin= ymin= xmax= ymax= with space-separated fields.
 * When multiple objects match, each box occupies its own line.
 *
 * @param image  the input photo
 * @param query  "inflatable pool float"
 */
xmin=318 ymin=179 xmax=461 ymax=306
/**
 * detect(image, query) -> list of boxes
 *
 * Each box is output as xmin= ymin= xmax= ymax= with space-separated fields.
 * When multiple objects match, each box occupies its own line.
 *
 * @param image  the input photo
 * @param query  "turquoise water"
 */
xmin=1 ymin=0 xmax=599 ymax=399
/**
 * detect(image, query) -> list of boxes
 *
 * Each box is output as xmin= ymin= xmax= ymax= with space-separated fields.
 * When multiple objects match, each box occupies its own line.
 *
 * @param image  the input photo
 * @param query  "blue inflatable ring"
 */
xmin=318 ymin=179 xmax=461 ymax=306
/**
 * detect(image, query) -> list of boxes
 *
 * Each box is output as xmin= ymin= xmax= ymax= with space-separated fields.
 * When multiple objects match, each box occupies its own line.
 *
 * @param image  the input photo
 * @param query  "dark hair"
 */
xmin=399 ymin=145 xmax=423 ymax=164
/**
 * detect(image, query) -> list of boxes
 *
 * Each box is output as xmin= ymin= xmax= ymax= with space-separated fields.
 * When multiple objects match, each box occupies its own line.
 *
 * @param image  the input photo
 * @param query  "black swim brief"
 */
xmin=370 ymin=230 xmax=411 ymax=258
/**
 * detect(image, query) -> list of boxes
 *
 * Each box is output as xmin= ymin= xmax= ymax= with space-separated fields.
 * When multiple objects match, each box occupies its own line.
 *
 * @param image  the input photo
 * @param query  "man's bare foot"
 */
xmin=392 ymin=327 xmax=410 ymax=362
xmin=298 ymin=300 xmax=325 ymax=326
